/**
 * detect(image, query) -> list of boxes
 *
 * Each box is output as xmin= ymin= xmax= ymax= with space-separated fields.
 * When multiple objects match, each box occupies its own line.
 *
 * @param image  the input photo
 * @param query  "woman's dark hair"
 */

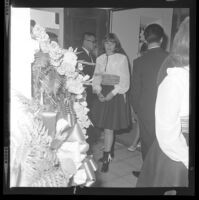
xmin=102 ymin=33 xmax=125 ymax=55
xmin=144 ymin=23 xmax=164 ymax=44
xmin=140 ymin=42 xmax=148 ymax=54
xmin=157 ymin=17 xmax=189 ymax=86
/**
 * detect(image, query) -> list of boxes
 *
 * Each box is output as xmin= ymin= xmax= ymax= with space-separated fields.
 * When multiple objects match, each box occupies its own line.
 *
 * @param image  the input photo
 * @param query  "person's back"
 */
xmin=130 ymin=23 xmax=169 ymax=163
xmin=133 ymin=47 xmax=168 ymax=120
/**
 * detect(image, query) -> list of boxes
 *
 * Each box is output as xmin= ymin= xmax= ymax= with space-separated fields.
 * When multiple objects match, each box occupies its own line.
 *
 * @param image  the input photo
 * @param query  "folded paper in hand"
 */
xmin=101 ymin=74 xmax=120 ymax=85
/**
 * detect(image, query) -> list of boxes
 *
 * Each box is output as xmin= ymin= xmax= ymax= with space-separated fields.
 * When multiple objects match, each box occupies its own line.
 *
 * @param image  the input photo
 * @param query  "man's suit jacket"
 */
xmin=76 ymin=47 xmax=95 ymax=78
xmin=76 ymin=47 xmax=96 ymax=112
xmin=130 ymin=47 xmax=169 ymax=121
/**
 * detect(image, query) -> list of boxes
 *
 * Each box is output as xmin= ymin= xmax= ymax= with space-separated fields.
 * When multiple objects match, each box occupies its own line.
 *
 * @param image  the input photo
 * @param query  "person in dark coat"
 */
xmin=76 ymin=32 xmax=96 ymax=106
xmin=136 ymin=17 xmax=190 ymax=187
xmin=130 ymin=23 xmax=169 ymax=177
xmin=76 ymin=32 xmax=97 ymax=153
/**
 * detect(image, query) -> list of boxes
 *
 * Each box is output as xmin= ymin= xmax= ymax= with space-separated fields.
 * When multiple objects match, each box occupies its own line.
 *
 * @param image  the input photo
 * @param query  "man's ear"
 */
xmin=160 ymin=37 xmax=163 ymax=44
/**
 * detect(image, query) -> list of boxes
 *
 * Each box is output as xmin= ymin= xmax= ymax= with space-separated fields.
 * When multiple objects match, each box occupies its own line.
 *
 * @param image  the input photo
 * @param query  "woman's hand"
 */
xmin=105 ymin=92 xmax=114 ymax=101
xmin=97 ymin=93 xmax=106 ymax=102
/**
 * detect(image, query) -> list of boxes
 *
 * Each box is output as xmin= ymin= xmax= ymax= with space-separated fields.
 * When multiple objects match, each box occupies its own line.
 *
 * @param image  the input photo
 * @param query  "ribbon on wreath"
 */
xmin=39 ymin=111 xmax=57 ymax=138
xmin=66 ymin=123 xmax=86 ymax=142
xmin=80 ymin=155 xmax=98 ymax=187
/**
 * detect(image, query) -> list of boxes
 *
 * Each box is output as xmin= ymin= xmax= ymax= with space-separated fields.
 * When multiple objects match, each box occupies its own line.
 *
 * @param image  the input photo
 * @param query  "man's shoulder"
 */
xmin=76 ymin=47 xmax=85 ymax=54
xmin=133 ymin=55 xmax=144 ymax=65
xmin=76 ymin=47 xmax=89 ymax=60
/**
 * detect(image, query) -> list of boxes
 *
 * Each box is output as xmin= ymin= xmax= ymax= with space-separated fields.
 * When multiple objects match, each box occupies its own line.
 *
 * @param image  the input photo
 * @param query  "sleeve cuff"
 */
xmin=111 ymin=87 xmax=119 ymax=96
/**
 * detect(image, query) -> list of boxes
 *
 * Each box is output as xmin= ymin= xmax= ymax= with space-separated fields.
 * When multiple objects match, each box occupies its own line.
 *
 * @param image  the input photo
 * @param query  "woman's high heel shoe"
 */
xmin=99 ymin=149 xmax=114 ymax=162
xmin=101 ymin=151 xmax=112 ymax=173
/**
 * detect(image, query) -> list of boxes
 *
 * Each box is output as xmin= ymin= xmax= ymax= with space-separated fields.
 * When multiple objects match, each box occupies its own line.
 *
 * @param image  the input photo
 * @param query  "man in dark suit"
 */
xmin=130 ymin=24 xmax=169 ymax=177
xmin=76 ymin=32 xmax=98 ymax=153
xmin=76 ymin=32 xmax=96 ymax=106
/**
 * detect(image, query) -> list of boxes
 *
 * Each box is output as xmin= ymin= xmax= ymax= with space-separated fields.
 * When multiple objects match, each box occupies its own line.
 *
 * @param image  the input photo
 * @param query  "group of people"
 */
xmin=76 ymin=16 xmax=189 ymax=187
xmin=32 ymin=15 xmax=189 ymax=187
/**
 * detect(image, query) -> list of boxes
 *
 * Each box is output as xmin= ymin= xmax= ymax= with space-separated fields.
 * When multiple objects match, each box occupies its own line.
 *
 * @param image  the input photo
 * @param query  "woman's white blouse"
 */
xmin=92 ymin=53 xmax=130 ymax=95
xmin=155 ymin=66 xmax=189 ymax=168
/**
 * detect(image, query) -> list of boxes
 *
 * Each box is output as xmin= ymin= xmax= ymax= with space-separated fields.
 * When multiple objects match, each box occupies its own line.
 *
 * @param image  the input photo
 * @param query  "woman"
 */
xmin=91 ymin=33 xmax=131 ymax=172
xmin=136 ymin=16 xmax=190 ymax=187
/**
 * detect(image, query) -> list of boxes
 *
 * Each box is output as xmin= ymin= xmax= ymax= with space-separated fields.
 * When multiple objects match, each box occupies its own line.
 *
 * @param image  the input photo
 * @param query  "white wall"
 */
xmin=30 ymin=8 xmax=64 ymax=47
xmin=111 ymin=9 xmax=140 ymax=70
xmin=11 ymin=7 xmax=32 ymax=99
xmin=111 ymin=8 xmax=173 ymax=70
xmin=136 ymin=8 xmax=173 ymax=50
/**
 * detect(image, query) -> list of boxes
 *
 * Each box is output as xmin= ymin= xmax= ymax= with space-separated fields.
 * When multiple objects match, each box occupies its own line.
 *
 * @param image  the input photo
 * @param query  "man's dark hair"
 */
xmin=30 ymin=19 xmax=36 ymax=27
xmin=144 ymin=23 xmax=164 ymax=43
xmin=82 ymin=32 xmax=96 ymax=43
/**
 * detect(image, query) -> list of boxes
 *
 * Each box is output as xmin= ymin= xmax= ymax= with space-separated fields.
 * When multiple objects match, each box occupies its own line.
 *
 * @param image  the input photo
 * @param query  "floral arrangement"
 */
xmin=10 ymin=91 xmax=97 ymax=187
xmin=10 ymin=23 xmax=97 ymax=188
xmin=31 ymin=24 xmax=92 ymax=136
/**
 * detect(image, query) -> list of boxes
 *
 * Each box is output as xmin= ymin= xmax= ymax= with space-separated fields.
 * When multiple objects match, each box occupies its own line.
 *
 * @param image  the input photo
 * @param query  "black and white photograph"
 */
xmin=4 ymin=0 xmax=196 ymax=196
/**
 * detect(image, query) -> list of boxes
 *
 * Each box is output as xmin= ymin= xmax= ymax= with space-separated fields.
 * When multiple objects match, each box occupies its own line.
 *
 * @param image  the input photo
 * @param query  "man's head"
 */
xmin=47 ymin=32 xmax=58 ymax=43
xmin=30 ymin=19 xmax=36 ymax=34
xmin=144 ymin=23 xmax=164 ymax=45
xmin=82 ymin=32 xmax=96 ymax=52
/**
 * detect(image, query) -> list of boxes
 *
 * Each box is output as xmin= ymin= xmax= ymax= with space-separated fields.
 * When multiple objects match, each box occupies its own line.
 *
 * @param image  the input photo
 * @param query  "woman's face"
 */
xmin=104 ymin=41 xmax=116 ymax=55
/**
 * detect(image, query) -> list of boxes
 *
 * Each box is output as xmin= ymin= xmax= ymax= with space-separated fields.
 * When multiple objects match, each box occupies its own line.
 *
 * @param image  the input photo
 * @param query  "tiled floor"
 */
xmin=90 ymin=134 xmax=143 ymax=188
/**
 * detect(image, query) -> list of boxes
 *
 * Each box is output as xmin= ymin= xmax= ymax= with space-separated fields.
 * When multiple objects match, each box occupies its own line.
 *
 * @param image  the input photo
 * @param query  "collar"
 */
xmin=148 ymin=46 xmax=160 ymax=50
xmin=82 ymin=47 xmax=90 ymax=55
xmin=147 ymin=43 xmax=161 ymax=50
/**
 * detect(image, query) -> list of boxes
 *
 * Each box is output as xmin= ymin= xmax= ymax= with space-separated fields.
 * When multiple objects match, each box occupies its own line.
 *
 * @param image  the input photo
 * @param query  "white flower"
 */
xmin=50 ymin=59 xmax=62 ymax=67
xmin=77 ymin=63 xmax=83 ymax=71
xmin=66 ymin=78 xmax=85 ymax=94
xmin=57 ymin=60 xmax=76 ymax=76
xmin=48 ymin=41 xmax=63 ymax=61
xmin=57 ymin=65 xmax=67 ymax=75
xmin=73 ymin=169 xmax=87 ymax=185
xmin=63 ymin=50 xmax=77 ymax=67
xmin=68 ymin=47 xmax=74 ymax=52
xmin=76 ymin=94 xmax=83 ymax=100
xmin=83 ymin=75 xmax=90 ymax=81
xmin=40 ymin=41 xmax=50 ymax=53
xmin=73 ymin=102 xmax=83 ymax=112
xmin=64 ymin=63 xmax=76 ymax=74
xmin=32 ymin=24 xmax=49 ymax=42
xmin=80 ymin=101 xmax=87 ymax=107
xmin=73 ymin=102 xmax=92 ymax=132
xmin=49 ymin=41 xmax=59 ymax=49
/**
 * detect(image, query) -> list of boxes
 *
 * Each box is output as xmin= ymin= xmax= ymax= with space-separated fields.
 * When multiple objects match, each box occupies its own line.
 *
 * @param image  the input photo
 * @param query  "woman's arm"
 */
xmin=155 ymin=76 xmax=188 ymax=168
xmin=111 ymin=55 xmax=130 ymax=95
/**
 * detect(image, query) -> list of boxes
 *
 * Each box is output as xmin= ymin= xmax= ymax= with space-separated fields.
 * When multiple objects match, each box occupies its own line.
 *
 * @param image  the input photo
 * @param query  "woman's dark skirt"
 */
xmin=91 ymin=85 xmax=131 ymax=130
xmin=136 ymin=139 xmax=188 ymax=187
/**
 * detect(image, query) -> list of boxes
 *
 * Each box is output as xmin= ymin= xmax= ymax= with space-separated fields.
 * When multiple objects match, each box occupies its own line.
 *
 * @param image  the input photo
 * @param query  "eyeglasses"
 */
xmin=85 ymin=39 xmax=96 ymax=44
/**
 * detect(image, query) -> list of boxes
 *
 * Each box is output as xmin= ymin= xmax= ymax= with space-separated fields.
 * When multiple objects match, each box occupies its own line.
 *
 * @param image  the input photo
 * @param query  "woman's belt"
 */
xmin=101 ymin=74 xmax=120 ymax=86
